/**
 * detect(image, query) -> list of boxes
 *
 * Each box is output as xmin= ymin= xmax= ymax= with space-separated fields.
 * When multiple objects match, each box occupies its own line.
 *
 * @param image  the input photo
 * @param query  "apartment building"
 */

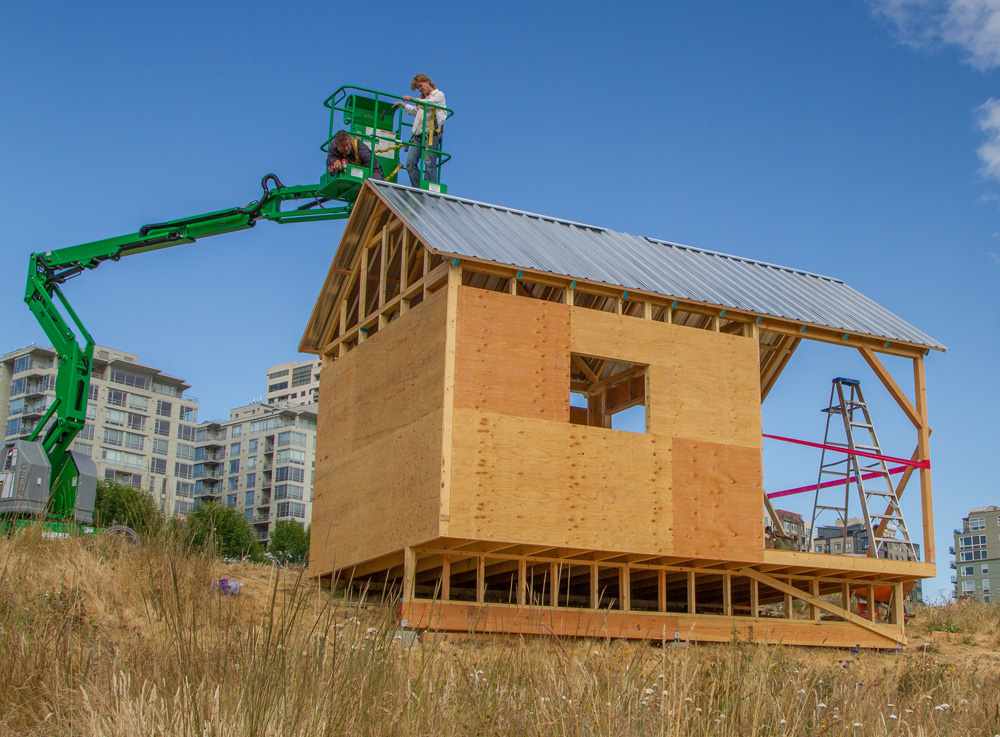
xmin=951 ymin=505 xmax=1000 ymax=602
xmin=813 ymin=519 xmax=923 ymax=601
xmin=0 ymin=344 xmax=200 ymax=515
xmin=764 ymin=508 xmax=810 ymax=551
xmin=813 ymin=519 xmax=921 ymax=560
xmin=265 ymin=358 xmax=321 ymax=406
xmin=194 ymin=400 xmax=317 ymax=543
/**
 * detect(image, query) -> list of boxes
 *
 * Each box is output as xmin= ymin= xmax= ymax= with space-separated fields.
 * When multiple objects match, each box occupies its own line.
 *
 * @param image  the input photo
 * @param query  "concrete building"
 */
xmin=951 ymin=505 xmax=1000 ymax=602
xmin=266 ymin=358 xmax=321 ymax=406
xmin=0 ymin=344 xmax=200 ymax=515
xmin=194 ymin=400 xmax=317 ymax=543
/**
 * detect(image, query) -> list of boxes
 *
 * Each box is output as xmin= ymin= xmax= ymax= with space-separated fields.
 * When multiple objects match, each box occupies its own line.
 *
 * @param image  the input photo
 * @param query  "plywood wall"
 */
xmin=447 ymin=288 xmax=763 ymax=560
xmin=308 ymin=289 xmax=448 ymax=578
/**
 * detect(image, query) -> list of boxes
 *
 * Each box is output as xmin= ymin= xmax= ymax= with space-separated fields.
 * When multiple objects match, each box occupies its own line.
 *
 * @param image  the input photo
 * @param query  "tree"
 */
xmin=267 ymin=521 xmax=310 ymax=566
xmin=94 ymin=480 xmax=163 ymax=536
xmin=186 ymin=501 xmax=261 ymax=560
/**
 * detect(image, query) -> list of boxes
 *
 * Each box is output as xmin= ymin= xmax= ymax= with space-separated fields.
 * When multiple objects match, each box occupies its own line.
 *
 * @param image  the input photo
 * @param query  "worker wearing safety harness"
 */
xmin=396 ymin=74 xmax=446 ymax=188
xmin=327 ymin=129 xmax=384 ymax=180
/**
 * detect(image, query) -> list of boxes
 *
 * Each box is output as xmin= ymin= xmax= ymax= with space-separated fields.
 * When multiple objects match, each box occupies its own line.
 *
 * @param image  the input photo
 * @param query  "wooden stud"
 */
xmin=842 ymin=581 xmax=851 ymax=612
xmin=400 ymin=229 xmax=409 ymax=292
xmin=810 ymin=579 xmax=821 ymax=621
xmin=517 ymin=558 xmax=526 ymax=606
xmin=723 ymin=573 xmax=732 ymax=616
xmin=358 ymin=247 xmax=368 ymax=323
xmin=590 ymin=564 xmax=599 ymax=609
xmin=441 ymin=555 xmax=451 ymax=601
xmin=749 ymin=577 xmax=759 ymax=617
xmin=621 ymin=564 xmax=631 ymax=612
xmin=476 ymin=556 xmax=485 ymax=604
xmin=550 ymin=562 xmax=559 ymax=608
xmin=403 ymin=547 xmax=417 ymax=602
xmin=687 ymin=571 xmax=696 ymax=614
xmin=658 ymin=569 xmax=667 ymax=613
xmin=867 ymin=584 xmax=876 ymax=622
xmin=783 ymin=578 xmax=794 ymax=619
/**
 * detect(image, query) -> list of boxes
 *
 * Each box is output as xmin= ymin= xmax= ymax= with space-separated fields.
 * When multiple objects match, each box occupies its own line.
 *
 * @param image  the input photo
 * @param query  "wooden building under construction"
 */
xmin=301 ymin=181 xmax=945 ymax=648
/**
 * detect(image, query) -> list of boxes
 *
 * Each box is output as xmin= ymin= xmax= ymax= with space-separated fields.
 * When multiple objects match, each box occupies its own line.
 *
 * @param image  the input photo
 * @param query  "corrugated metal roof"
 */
xmin=372 ymin=182 xmax=945 ymax=350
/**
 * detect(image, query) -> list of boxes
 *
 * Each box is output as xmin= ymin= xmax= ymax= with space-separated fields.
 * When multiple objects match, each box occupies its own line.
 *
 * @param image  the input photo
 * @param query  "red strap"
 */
xmin=762 ymin=433 xmax=930 ymax=469
xmin=767 ymin=465 xmax=909 ymax=499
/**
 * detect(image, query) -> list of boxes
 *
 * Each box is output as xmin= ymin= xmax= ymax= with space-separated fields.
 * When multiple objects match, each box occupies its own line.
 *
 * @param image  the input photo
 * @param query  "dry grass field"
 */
xmin=2 ymin=528 xmax=999 ymax=736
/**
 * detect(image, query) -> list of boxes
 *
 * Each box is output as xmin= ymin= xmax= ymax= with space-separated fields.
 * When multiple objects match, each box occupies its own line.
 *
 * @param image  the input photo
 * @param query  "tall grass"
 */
xmin=1 ymin=528 xmax=998 ymax=736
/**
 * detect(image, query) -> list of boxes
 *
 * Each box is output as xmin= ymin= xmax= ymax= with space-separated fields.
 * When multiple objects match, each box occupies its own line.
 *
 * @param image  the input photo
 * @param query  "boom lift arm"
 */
xmin=24 ymin=174 xmax=351 ymax=520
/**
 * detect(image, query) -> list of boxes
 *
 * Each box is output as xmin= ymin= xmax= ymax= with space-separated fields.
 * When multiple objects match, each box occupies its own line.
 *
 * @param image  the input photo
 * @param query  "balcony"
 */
xmin=253 ymin=514 xmax=270 ymax=525
xmin=950 ymin=561 xmax=956 ymax=569
xmin=951 ymin=575 xmax=957 ymax=584
xmin=949 ymin=546 xmax=955 ymax=555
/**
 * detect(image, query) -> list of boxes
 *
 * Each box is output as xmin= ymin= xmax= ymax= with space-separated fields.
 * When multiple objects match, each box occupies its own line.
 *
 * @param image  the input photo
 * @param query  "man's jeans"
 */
xmin=406 ymin=128 xmax=443 ymax=187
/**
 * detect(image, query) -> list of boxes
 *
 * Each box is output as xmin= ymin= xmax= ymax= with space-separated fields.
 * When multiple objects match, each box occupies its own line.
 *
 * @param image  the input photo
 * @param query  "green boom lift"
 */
xmin=0 ymin=85 xmax=453 ymax=534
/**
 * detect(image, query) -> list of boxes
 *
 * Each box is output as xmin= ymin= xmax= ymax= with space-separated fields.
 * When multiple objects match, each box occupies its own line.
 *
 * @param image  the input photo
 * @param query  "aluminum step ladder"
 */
xmin=810 ymin=378 xmax=917 ymax=560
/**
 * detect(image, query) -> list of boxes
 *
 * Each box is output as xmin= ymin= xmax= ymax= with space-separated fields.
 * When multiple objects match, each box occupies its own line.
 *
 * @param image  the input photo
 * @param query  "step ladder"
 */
xmin=810 ymin=378 xmax=918 ymax=560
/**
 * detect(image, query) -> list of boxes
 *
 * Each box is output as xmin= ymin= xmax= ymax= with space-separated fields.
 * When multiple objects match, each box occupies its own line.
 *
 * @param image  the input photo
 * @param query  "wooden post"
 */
xmin=723 ymin=574 xmax=732 ymax=616
xmin=687 ymin=571 xmax=696 ymax=614
xmin=658 ymin=569 xmax=667 ymax=613
xmin=914 ymin=356 xmax=935 ymax=564
xmin=476 ymin=556 xmax=485 ymax=604
xmin=842 ymin=582 xmax=851 ymax=614
xmin=621 ymin=564 xmax=631 ymax=612
xmin=441 ymin=555 xmax=451 ymax=601
xmin=590 ymin=564 xmax=599 ymax=609
xmin=783 ymin=578 xmax=793 ymax=619
xmin=867 ymin=584 xmax=876 ymax=622
xmin=550 ymin=562 xmax=559 ymax=608
xmin=517 ymin=558 xmax=526 ymax=606
xmin=810 ymin=579 xmax=821 ymax=621
xmin=749 ymin=577 xmax=759 ymax=617
xmin=891 ymin=582 xmax=905 ymax=625
xmin=403 ymin=547 xmax=416 ymax=602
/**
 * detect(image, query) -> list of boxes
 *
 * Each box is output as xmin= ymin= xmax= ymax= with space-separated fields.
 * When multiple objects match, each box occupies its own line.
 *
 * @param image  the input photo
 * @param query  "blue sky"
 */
xmin=2 ymin=1 xmax=997 ymax=599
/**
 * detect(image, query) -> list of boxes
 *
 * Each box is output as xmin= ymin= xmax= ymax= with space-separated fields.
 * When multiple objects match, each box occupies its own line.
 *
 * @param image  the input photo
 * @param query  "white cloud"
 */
xmin=988 ymin=250 xmax=1000 ymax=263
xmin=871 ymin=0 xmax=1000 ymax=70
xmin=976 ymin=98 xmax=1000 ymax=181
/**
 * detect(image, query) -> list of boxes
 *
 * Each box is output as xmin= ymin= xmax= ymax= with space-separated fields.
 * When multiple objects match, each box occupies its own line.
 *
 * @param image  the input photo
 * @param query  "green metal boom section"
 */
xmin=22 ymin=85 xmax=453 ymax=522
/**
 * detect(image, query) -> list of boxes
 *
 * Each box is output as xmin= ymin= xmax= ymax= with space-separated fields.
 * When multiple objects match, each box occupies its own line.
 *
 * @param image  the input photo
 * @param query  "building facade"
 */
xmin=952 ymin=505 xmax=999 ymax=602
xmin=0 ymin=344 xmax=200 ymax=515
xmin=266 ymin=358 xmax=321 ymax=406
xmin=194 ymin=400 xmax=317 ymax=543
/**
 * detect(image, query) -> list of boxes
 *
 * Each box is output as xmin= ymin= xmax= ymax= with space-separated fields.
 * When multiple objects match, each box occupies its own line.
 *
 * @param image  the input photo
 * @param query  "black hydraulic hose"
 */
xmin=139 ymin=209 xmax=244 ymax=236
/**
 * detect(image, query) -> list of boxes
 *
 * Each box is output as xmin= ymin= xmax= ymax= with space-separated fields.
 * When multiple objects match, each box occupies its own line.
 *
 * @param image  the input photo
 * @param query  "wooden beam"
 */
xmin=722 ymin=573 xmax=732 ymax=616
xmin=476 ymin=556 xmax=485 ymax=604
xmin=441 ymin=555 xmax=451 ymax=601
xmin=749 ymin=578 xmax=759 ymax=617
xmin=621 ymin=564 xmax=631 ymax=612
xmin=858 ymin=346 xmax=921 ymax=428
xmin=658 ymin=569 xmax=667 ymax=613
xmin=590 ymin=564 xmax=599 ymax=609
xmin=739 ymin=568 xmax=904 ymax=645
xmin=687 ymin=571 xmax=696 ymax=614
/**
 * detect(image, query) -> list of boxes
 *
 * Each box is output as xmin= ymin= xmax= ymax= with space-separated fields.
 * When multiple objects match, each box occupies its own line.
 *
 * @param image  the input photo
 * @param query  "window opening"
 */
xmin=569 ymin=353 xmax=647 ymax=433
